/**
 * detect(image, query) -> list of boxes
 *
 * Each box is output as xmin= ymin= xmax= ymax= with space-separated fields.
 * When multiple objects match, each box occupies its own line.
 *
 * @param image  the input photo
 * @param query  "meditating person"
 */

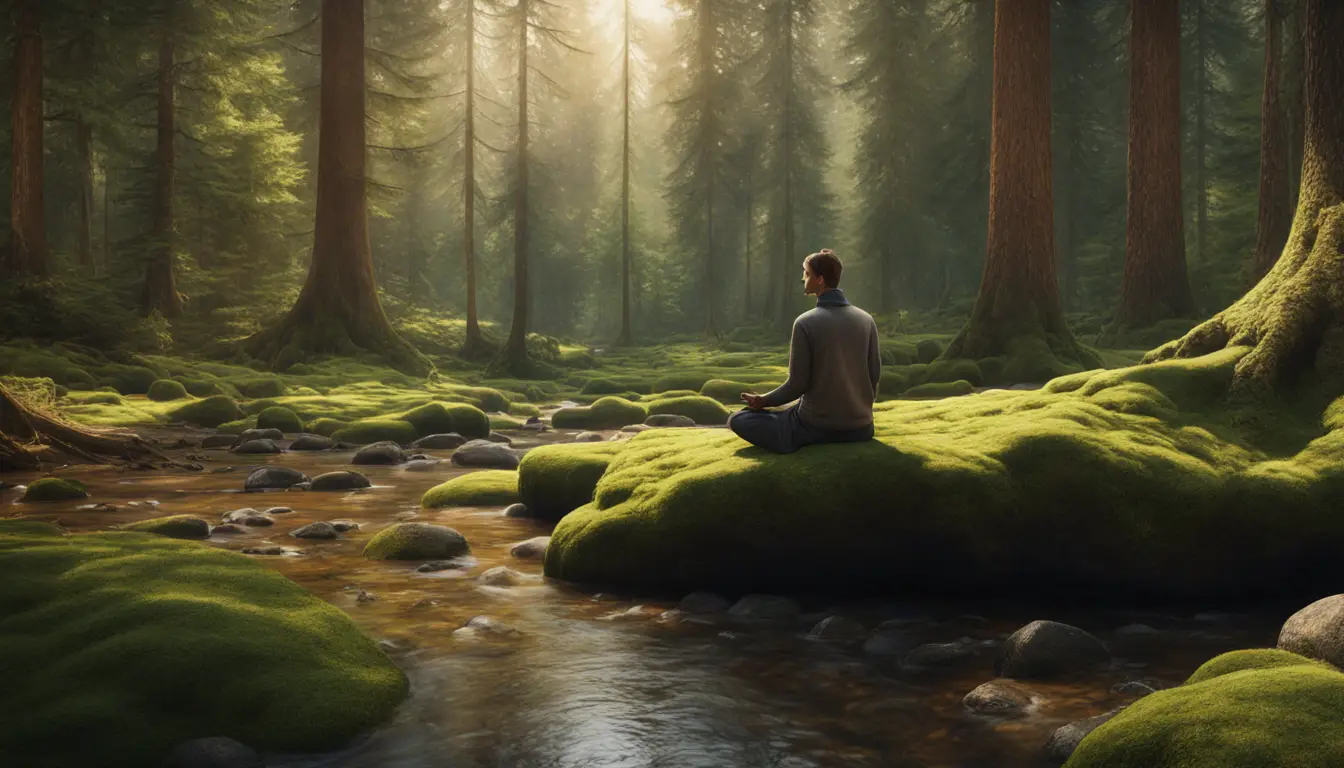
xmin=731 ymin=249 xmax=880 ymax=454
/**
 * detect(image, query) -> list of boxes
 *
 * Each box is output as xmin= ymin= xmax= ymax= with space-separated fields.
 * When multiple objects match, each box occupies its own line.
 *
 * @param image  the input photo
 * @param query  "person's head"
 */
xmin=802 ymin=249 xmax=842 ymax=296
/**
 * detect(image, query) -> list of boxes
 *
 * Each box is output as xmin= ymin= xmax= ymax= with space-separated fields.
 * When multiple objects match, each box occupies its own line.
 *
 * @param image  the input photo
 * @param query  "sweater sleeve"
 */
xmin=759 ymin=320 xmax=811 ymax=407
xmin=868 ymin=321 xmax=881 ymax=395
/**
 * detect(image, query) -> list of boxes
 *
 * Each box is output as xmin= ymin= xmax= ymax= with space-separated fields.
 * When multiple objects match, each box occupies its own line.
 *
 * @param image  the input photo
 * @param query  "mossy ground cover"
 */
xmin=422 ymin=470 xmax=520 ymax=508
xmin=545 ymin=348 xmax=1344 ymax=598
xmin=1067 ymin=650 xmax=1344 ymax=767
xmin=0 ymin=520 xmax=407 ymax=768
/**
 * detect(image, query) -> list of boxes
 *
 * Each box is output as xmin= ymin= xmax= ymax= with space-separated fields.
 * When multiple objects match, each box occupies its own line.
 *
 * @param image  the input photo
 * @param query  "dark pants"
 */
xmin=728 ymin=406 xmax=875 ymax=454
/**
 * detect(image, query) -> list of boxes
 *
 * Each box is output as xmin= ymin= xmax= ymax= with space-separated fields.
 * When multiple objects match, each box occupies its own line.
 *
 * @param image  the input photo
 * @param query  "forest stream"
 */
xmin=0 ymin=424 xmax=1291 ymax=768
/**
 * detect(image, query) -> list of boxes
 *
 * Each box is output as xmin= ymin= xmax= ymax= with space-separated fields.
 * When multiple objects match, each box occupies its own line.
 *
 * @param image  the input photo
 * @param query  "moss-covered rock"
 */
xmin=0 ymin=520 xmax=407 ymax=767
xmin=175 ymin=377 xmax=225 ymax=398
xmin=256 ymin=406 xmax=304 ymax=434
xmin=700 ymin=379 xmax=780 ymax=405
xmin=1066 ymin=652 xmax=1344 ymax=767
xmin=145 ymin=379 xmax=190 ymax=402
xmin=422 ymin=470 xmax=520 ymax=508
xmin=308 ymin=417 xmax=350 ymax=437
xmin=551 ymin=397 xmax=648 ymax=430
xmin=363 ymin=522 xmax=469 ymax=561
xmin=217 ymin=416 xmax=258 ymax=435
xmin=168 ymin=396 xmax=244 ymax=428
xmin=916 ymin=339 xmax=943 ymax=364
xmin=20 ymin=477 xmax=89 ymax=503
xmin=120 ymin=515 xmax=210 ymax=540
xmin=654 ymin=372 xmax=715 ymax=393
xmin=233 ymin=376 xmax=288 ymax=399
xmin=518 ymin=442 xmax=627 ymax=522
xmin=903 ymin=380 xmax=975 ymax=398
xmin=332 ymin=420 xmax=418 ymax=446
xmin=98 ymin=364 xmax=159 ymax=395
xmin=1185 ymin=648 xmax=1331 ymax=685
xmin=400 ymin=402 xmax=489 ymax=439
xmin=645 ymin=395 xmax=731 ymax=425
xmin=489 ymin=414 xmax=525 ymax=430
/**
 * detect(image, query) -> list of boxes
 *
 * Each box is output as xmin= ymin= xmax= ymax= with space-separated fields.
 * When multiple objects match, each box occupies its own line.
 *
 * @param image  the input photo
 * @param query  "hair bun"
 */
xmin=818 ymin=248 xmax=834 ymax=256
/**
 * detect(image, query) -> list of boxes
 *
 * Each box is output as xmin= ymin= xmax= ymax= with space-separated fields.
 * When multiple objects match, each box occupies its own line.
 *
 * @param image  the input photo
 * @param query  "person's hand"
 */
xmin=741 ymin=392 xmax=766 ymax=410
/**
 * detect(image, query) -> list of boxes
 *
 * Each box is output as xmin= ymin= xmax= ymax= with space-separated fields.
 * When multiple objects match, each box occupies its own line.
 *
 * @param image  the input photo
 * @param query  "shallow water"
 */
xmin=1 ymin=428 xmax=1289 ymax=768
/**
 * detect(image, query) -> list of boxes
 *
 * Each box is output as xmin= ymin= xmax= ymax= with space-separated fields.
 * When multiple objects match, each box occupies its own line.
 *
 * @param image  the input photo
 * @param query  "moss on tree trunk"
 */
xmin=1148 ymin=0 xmax=1344 ymax=400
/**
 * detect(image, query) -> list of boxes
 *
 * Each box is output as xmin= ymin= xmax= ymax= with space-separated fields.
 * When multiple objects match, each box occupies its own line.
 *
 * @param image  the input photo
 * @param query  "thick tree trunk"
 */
xmin=75 ymin=116 xmax=94 ymax=268
xmin=461 ymin=0 xmax=484 ymax=357
xmin=141 ymin=31 xmax=184 ymax=317
xmin=499 ymin=0 xmax=532 ymax=369
xmin=1285 ymin=0 xmax=1306 ymax=208
xmin=1149 ymin=0 xmax=1344 ymax=398
xmin=1193 ymin=0 xmax=1208 ymax=269
xmin=248 ymin=0 xmax=427 ymax=375
xmin=1253 ymin=0 xmax=1292 ymax=281
xmin=9 ymin=0 xmax=46 ymax=279
xmin=617 ymin=0 xmax=634 ymax=346
xmin=1107 ymin=0 xmax=1197 ymax=335
xmin=944 ymin=0 xmax=1091 ymax=370
xmin=743 ymin=183 xmax=752 ymax=318
xmin=102 ymin=165 xmax=111 ymax=275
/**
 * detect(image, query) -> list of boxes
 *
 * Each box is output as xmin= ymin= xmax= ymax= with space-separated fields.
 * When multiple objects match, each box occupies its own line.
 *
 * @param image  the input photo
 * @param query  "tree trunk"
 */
xmin=499 ymin=0 xmax=532 ymax=369
xmin=141 ymin=29 xmax=184 ymax=317
xmin=1149 ymin=0 xmax=1344 ymax=398
xmin=617 ymin=0 xmax=634 ymax=346
xmin=102 ymin=164 xmax=111 ymax=276
xmin=702 ymin=0 xmax=718 ymax=340
xmin=75 ymin=116 xmax=94 ymax=268
xmin=1252 ymin=0 xmax=1292 ymax=281
xmin=1108 ymin=0 xmax=1197 ymax=335
xmin=461 ymin=0 xmax=484 ymax=357
xmin=744 ymin=181 xmax=753 ymax=318
xmin=1194 ymin=0 xmax=1208 ymax=268
xmin=1285 ymin=0 xmax=1306 ymax=208
xmin=247 ymin=0 xmax=427 ymax=375
xmin=944 ymin=0 xmax=1092 ymax=372
xmin=9 ymin=0 xmax=46 ymax=279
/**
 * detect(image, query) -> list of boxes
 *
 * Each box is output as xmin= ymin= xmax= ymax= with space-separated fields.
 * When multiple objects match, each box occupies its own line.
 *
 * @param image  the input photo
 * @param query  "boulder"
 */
xmin=509 ymin=536 xmax=551 ymax=560
xmin=220 ymin=508 xmax=274 ymax=527
xmin=728 ymin=594 xmax=801 ymax=620
xmin=291 ymin=521 xmax=339 ymax=540
xmin=411 ymin=433 xmax=467 ymax=450
xmin=995 ymin=620 xmax=1111 ymax=680
xmin=363 ymin=522 xmax=469 ymax=561
xmin=963 ymin=679 xmax=1039 ymax=716
xmin=644 ymin=413 xmax=696 ymax=428
xmin=352 ymin=441 xmax=405 ymax=466
xmin=289 ymin=434 xmax=334 ymax=451
xmin=232 ymin=439 xmax=282 ymax=455
xmin=243 ymin=466 xmax=309 ymax=491
xmin=451 ymin=439 xmax=520 ymax=470
xmin=1278 ymin=594 xmax=1344 ymax=668
xmin=121 ymin=515 xmax=210 ymax=540
xmin=163 ymin=736 xmax=263 ymax=768
xmin=487 ymin=431 xmax=513 ymax=444
xmin=234 ymin=428 xmax=284 ymax=444
xmin=331 ymin=520 xmax=360 ymax=532
xmin=200 ymin=435 xmax=237 ymax=449
xmin=903 ymin=640 xmax=977 ymax=669
xmin=1044 ymin=709 xmax=1124 ymax=762
xmin=309 ymin=471 xmax=372 ymax=492
xmin=503 ymin=503 xmax=533 ymax=518
xmin=19 ymin=477 xmax=89 ymax=503
xmin=678 ymin=592 xmax=731 ymax=614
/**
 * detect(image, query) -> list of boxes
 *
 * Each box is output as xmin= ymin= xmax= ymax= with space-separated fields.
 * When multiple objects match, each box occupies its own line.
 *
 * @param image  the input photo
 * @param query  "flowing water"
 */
xmin=1 ymin=427 xmax=1290 ymax=768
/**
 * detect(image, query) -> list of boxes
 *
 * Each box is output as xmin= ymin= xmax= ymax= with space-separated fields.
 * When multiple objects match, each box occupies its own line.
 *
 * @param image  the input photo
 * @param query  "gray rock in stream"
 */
xmin=963 ymin=679 xmax=1040 ymax=716
xmin=209 ymin=523 xmax=249 ymax=535
xmin=503 ymin=503 xmax=533 ymax=518
xmin=200 ymin=435 xmax=237 ymax=449
xmin=478 ymin=566 xmax=526 ymax=587
xmin=232 ymin=439 xmax=282 ymax=455
xmin=164 ymin=736 xmax=262 ymax=768
xmin=453 ymin=615 xmax=521 ymax=638
xmin=728 ymin=595 xmax=801 ymax=620
xmin=352 ymin=441 xmax=405 ymax=466
xmin=411 ymin=433 xmax=467 ymax=450
xmin=291 ymin=521 xmax=339 ymax=540
xmin=263 ymin=506 xmax=293 ymax=515
xmin=234 ymin=428 xmax=285 ymax=445
xmin=309 ymin=470 xmax=372 ymax=491
xmin=331 ymin=520 xmax=360 ymax=532
xmin=403 ymin=459 xmax=445 ymax=472
xmin=220 ymin=508 xmax=274 ymax=527
xmin=573 ymin=431 xmax=605 ymax=443
xmin=509 ymin=536 xmax=551 ymax=560
xmin=1279 ymin=594 xmax=1344 ymax=668
xmin=243 ymin=466 xmax=309 ymax=491
xmin=487 ymin=431 xmax=513 ymax=444
xmin=996 ymin=620 xmax=1111 ymax=680
xmin=1045 ymin=708 xmax=1126 ymax=762
xmin=451 ymin=440 xmax=520 ymax=469
xmin=288 ymin=434 xmax=333 ymax=451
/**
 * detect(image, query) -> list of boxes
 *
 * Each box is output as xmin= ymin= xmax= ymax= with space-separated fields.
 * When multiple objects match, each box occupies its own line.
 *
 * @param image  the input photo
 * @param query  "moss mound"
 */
xmin=551 ymin=397 xmax=648 ymax=430
xmin=256 ymin=406 xmax=304 ymax=434
xmin=217 ymin=416 xmax=258 ymax=435
xmin=331 ymin=420 xmax=418 ymax=446
xmin=646 ymin=395 xmax=731 ymax=425
xmin=362 ymin=522 xmax=469 ymax=561
xmin=145 ymin=379 xmax=189 ymax=402
xmin=903 ymin=380 xmax=975 ymax=398
xmin=916 ymin=339 xmax=943 ymax=363
xmin=654 ymin=372 xmax=715 ymax=393
xmin=98 ymin=364 xmax=159 ymax=395
xmin=400 ymin=402 xmax=489 ymax=440
xmin=700 ymin=379 xmax=780 ymax=405
xmin=422 ymin=470 xmax=520 ymax=508
xmin=1184 ymin=648 xmax=1331 ymax=685
xmin=1066 ymin=654 xmax=1344 ymax=767
xmin=168 ymin=396 xmax=244 ymax=428
xmin=20 ymin=478 xmax=89 ymax=503
xmin=308 ymin=417 xmax=349 ymax=438
xmin=545 ymin=348 xmax=1344 ymax=597
xmin=0 ymin=521 xmax=407 ymax=767
xmin=518 ymin=442 xmax=627 ymax=522
xmin=233 ymin=376 xmax=288 ymax=399
xmin=120 ymin=515 xmax=210 ymax=540
xmin=490 ymin=414 xmax=525 ymax=430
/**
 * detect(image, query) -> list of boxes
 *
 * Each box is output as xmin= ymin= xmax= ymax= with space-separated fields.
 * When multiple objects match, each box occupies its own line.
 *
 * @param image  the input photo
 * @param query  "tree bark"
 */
xmin=1149 ymin=0 xmax=1344 ymax=398
xmin=701 ymin=0 xmax=718 ymax=339
xmin=776 ymin=0 xmax=796 ymax=333
xmin=9 ymin=0 xmax=46 ymax=279
xmin=461 ymin=0 xmax=484 ymax=357
xmin=1252 ymin=0 xmax=1292 ymax=281
xmin=1285 ymin=0 xmax=1306 ymax=208
xmin=617 ymin=0 xmax=634 ymax=346
xmin=247 ymin=0 xmax=427 ymax=375
xmin=944 ymin=0 xmax=1091 ymax=370
xmin=141 ymin=28 xmax=184 ymax=317
xmin=1107 ymin=0 xmax=1196 ymax=334
xmin=75 ymin=116 xmax=94 ymax=268
xmin=499 ymin=0 xmax=532 ymax=369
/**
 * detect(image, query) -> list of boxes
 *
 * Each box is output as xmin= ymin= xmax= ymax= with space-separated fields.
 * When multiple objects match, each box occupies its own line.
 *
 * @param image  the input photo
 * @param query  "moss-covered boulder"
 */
xmin=916 ymin=339 xmax=943 ymax=364
xmin=146 ymin=379 xmax=189 ymax=402
xmin=120 ymin=515 xmax=210 ymax=540
xmin=903 ymin=379 xmax=975 ymax=398
xmin=551 ymin=397 xmax=647 ymax=430
xmin=654 ymin=373 xmax=715 ymax=393
xmin=400 ymin=402 xmax=489 ymax=440
xmin=422 ymin=470 xmax=520 ymax=508
xmin=168 ymin=396 xmax=244 ymax=428
xmin=646 ymin=395 xmax=730 ymax=426
xmin=700 ymin=379 xmax=780 ymax=405
xmin=332 ymin=420 xmax=418 ymax=446
xmin=233 ymin=376 xmax=287 ymax=399
xmin=98 ymin=364 xmax=159 ymax=395
xmin=1065 ymin=651 xmax=1344 ymax=767
xmin=256 ymin=406 xmax=304 ymax=434
xmin=308 ymin=417 xmax=350 ymax=438
xmin=544 ymin=348 xmax=1344 ymax=597
xmin=20 ymin=477 xmax=89 ymax=503
xmin=363 ymin=522 xmax=469 ymax=561
xmin=0 ymin=520 xmax=407 ymax=768
xmin=518 ymin=442 xmax=626 ymax=522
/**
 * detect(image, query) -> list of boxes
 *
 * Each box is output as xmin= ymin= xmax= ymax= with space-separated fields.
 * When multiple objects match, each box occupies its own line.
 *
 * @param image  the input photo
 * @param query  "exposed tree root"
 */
xmin=0 ymin=384 xmax=175 ymax=472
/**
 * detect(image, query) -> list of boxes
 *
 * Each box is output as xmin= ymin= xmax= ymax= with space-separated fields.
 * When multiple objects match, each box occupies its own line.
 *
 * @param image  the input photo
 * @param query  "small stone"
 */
xmin=678 ymin=592 xmax=731 ymax=614
xmin=509 ymin=536 xmax=551 ymax=559
xmin=644 ymin=413 xmax=696 ymax=428
xmin=331 ymin=520 xmax=360 ymax=532
xmin=728 ymin=594 xmax=801 ymax=620
xmin=242 ymin=466 xmax=309 ymax=491
xmin=417 ymin=559 xmax=465 ymax=573
xmin=309 ymin=470 xmax=372 ymax=491
xmin=200 ymin=435 xmax=237 ymax=449
xmin=291 ymin=521 xmax=339 ymax=539
xmin=573 ymin=431 xmax=605 ymax=442
xmin=478 ymin=566 xmax=525 ymax=587
xmin=235 ymin=428 xmax=285 ymax=444
xmin=451 ymin=439 xmax=520 ymax=469
xmin=289 ymin=434 xmax=333 ymax=451
xmin=1279 ymin=594 xmax=1344 ymax=668
xmin=411 ymin=433 xmax=467 ymax=449
xmin=1045 ymin=709 xmax=1126 ymax=762
xmin=453 ymin=615 xmax=520 ymax=638
xmin=903 ymin=640 xmax=977 ymax=669
xmin=232 ymin=439 xmax=282 ymax=455
xmin=403 ymin=459 xmax=444 ymax=472
xmin=963 ymin=680 xmax=1039 ymax=716
xmin=503 ymin=503 xmax=533 ymax=518
xmin=263 ymin=506 xmax=293 ymax=515
xmin=996 ymin=620 xmax=1111 ymax=680
xmin=220 ymin=508 xmax=274 ymax=527
xmin=241 ymin=546 xmax=286 ymax=556
xmin=356 ymin=589 xmax=379 ymax=602
xmin=164 ymin=736 xmax=262 ymax=768
xmin=210 ymin=523 xmax=248 ymax=535
xmin=352 ymin=441 xmax=405 ymax=466
xmin=487 ymin=431 xmax=513 ymax=444
xmin=808 ymin=616 xmax=868 ymax=643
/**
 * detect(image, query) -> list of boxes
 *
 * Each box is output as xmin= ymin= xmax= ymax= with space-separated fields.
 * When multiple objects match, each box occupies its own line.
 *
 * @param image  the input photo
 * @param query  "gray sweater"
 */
xmin=760 ymin=293 xmax=881 ymax=429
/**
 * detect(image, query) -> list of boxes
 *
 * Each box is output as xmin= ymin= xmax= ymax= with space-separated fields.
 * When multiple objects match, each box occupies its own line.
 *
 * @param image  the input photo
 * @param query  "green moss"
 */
xmin=98 ymin=364 xmax=159 ymax=395
xmin=145 ymin=379 xmax=189 ymax=402
xmin=924 ymin=359 xmax=983 ymax=386
xmin=877 ymin=370 xmax=910 ymax=397
xmin=240 ymin=398 xmax=282 ymax=416
xmin=903 ymin=380 xmax=975 ymax=398
xmin=399 ymin=402 xmax=489 ymax=439
xmin=508 ymin=402 xmax=542 ymax=418
xmin=233 ymin=376 xmax=288 ymax=399
xmin=700 ymin=379 xmax=781 ymax=405
xmin=552 ymin=397 xmax=648 ymax=430
xmin=879 ymin=341 xmax=918 ymax=366
xmin=66 ymin=391 xmax=123 ymax=406
xmin=1066 ymin=658 xmax=1344 ymax=767
xmin=20 ymin=478 xmax=89 ymax=503
xmin=490 ymin=414 xmax=524 ymax=430
xmin=654 ymin=372 xmax=715 ymax=393
xmin=916 ymin=339 xmax=943 ymax=363
xmin=120 ymin=515 xmax=210 ymax=540
xmin=646 ymin=395 xmax=730 ymax=425
xmin=332 ymin=419 xmax=418 ymax=446
xmin=422 ymin=470 xmax=520 ymax=508
xmin=217 ymin=416 xmax=258 ymax=435
xmin=545 ymin=348 xmax=1344 ymax=597
xmin=167 ymin=396 xmax=244 ymax=428
xmin=362 ymin=522 xmax=469 ymax=561
xmin=519 ymin=442 xmax=627 ymax=522
xmin=0 ymin=522 xmax=407 ymax=767
xmin=308 ymin=418 xmax=350 ymax=438
xmin=256 ymin=406 xmax=304 ymax=434
xmin=172 ymin=377 xmax=225 ymax=398
xmin=1185 ymin=649 xmax=1330 ymax=685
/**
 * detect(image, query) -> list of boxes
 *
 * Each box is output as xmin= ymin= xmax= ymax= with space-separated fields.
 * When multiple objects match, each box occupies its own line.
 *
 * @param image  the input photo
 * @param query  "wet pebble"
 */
xmin=573 ymin=431 xmax=605 ymax=443
xmin=331 ymin=520 xmax=360 ymax=532
xmin=352 ymin=441 xmax=405 ymax=466
xmin=210 ymin=523 xmax=248 ymax=535
xmin=411 ymin=433 xmax=467 ymax=449
xmin=288 ymin=434 xmax=333 ymax=451
xmin=503 ymin=503 xmax=533 ymax=518
xmin=487 ymin=431 xmax=513 ymax=444
xmin=453 ymin=615 xmax=520 ymax=639
xmin=509 ymin=536 xmax=551 ymax=560
xmin=263 ymin=506 xmax=293 ymax=515
xmin=963 ymin=680 xmax=1039 ymax=716
xmin=220 ymin=508 xmax=274 ymax=527
xmin=356 ymin=590 xmax=379 ymax=602
xmin=233 ymin=439 xmax=282 ymax=455
xmin=243 ymin=466 xmax=309 ymax=491
xmin=1045 ymin=708 xmax=1125 ymax=762
xmin=236 ymin=428 xmax=284 ymax=444
xmin=291 ymin=521 xmax=339 ymax=540
xmin=478 ymin=566 xmax=526 ymax=587
xmin=417 ymin=559 xmax=466 ymax=573
xmin=451 ymin=440 xmax=520 ymax=469
xmin=403 ymin=459 xmax=444 ymax=472
xmin=996 ymin=620 xmax=1111 ymax=680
